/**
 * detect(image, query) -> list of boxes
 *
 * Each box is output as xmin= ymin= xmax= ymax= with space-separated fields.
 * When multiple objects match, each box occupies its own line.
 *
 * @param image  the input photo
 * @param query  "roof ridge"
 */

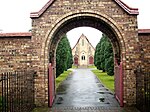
xmin=114 ymin=0 xmax=139 ymax=15
xmin=83 ymin=34 xmax=95 ymax=50
xmin=30 ymin=0 xmax=139 ymax=18
xmin=72 ymin=34 xmax=95 ymax=50
xmin=30 ymin=0 xmax=55 ymax=18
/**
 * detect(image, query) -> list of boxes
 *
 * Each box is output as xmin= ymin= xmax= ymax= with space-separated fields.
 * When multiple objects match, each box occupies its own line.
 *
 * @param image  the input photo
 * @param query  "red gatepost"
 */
xmin=48 ymin=63 xmax=55 ymax=107
xmin=115 ymin=61 xmax=123 ymax=107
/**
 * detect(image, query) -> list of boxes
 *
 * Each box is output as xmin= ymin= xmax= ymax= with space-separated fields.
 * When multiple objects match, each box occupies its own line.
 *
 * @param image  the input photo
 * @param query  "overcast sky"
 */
xmin=0 ymin=0 xmax=149 ymax=48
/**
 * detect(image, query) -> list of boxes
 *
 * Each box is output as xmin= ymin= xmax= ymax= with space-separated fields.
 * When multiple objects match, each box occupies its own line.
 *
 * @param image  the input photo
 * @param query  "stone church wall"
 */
xmin=72 ymin=34 xmax=95 ymax=67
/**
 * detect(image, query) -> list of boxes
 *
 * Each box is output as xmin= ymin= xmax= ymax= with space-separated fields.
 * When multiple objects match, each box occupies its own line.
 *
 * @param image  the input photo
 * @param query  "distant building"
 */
xmin=72 ymin=34 xmax=95 ymax=67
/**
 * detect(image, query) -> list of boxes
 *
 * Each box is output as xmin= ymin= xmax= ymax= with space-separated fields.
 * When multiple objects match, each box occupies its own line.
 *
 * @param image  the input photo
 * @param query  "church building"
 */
xmin=72 ymin=34 xmax=95 ymax=67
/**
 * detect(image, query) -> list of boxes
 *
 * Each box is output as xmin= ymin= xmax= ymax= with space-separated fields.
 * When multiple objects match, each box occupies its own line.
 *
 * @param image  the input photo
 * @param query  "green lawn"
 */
xmin=92 ymin=69 xmax=114 ymax=92
xmin=56 ymin=70 xmax=72 ymax=89
xmin=71 ymin=65 xmax=77 ymax=69
xmin=88 ymin=65 xmax=97 ymax=68
xmin=32 ymin=107 xmax=50 ymax=112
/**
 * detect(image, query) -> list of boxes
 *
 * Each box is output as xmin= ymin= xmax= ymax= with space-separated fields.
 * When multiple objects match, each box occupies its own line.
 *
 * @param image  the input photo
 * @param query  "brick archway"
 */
xmin=45 ymin=13 xmax=125 ymax=106
xmin=31 ymin=0 xmax=140 ymax=107
xmin=46 ymin=11 xmax=124 ymax=67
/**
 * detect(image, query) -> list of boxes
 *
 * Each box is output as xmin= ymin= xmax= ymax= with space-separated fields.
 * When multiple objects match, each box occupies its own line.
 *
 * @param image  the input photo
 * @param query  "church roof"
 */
xmin=30 ymin=0 xmax=139 ymax=18
xmin=72 ymin=34 xmax=95 ymax=51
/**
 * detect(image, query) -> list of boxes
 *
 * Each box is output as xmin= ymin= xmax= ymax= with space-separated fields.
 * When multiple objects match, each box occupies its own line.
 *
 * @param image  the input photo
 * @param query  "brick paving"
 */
xmin=50 ymin=106 xmax=139 ymax=112
xmin=33 ymin=107 xmax=139 ymax=112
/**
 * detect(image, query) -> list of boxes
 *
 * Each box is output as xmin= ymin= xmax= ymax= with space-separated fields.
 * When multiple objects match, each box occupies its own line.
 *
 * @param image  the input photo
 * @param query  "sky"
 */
xmin=0 ymin=0 xmax=150 ymax=48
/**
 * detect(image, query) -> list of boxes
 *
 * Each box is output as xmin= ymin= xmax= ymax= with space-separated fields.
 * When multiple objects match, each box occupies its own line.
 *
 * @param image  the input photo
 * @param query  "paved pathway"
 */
xmin=51 ymin=68 xmax=139 ymax=112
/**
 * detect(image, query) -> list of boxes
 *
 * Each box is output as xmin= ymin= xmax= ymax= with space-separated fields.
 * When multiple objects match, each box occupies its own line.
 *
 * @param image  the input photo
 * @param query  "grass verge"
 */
xmin=92 ymin=69 xmax=114 ymax=92
xmin=56 ymin=70 xmax=72 ymax=89
xmin=88 ymin=65 xmax=97 ymax=68
xmin=71 ymin=65 xmax=77 ymax=69
xmin=32 ymin=107 xmax=50 ymax=112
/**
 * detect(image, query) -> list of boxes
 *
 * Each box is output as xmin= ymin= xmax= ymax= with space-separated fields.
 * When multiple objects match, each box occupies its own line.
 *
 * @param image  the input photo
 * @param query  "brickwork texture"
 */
xmin=0 ymin=0 xmax=149 ymax=107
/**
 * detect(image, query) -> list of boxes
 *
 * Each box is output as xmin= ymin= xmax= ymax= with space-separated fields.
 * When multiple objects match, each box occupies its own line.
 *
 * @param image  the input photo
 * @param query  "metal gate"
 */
xmin=136 ymin=67 xmax=150 ymax=112
xmin=115 ymin=61 xmax=123 ymax=107
xmin=48 ymin=63 xmax=55 ymax=107
xmin=0 ymin=70 xmax=35 ymax=112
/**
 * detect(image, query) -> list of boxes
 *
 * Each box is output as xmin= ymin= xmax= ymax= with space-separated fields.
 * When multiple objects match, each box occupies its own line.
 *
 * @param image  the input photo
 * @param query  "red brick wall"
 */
xmin=138 ymin=33 xmax=150 ymax=70
xmin=0 ymin=33 xmax=149 ymax=107
xmin=0 ymin=37 xmax=32 ymax=73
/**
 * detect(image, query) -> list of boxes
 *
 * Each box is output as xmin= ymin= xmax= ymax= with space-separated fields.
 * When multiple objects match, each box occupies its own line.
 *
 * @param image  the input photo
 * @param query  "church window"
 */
xmin=89 ymin=47 xmax=91 ymax=51
xmin=76 ymin=47 xmax=78 ymax=52
xmin=81 ymin=55 xmax=85 ymax=60
xmin=82 ymin=39 xmax=84 ymax=46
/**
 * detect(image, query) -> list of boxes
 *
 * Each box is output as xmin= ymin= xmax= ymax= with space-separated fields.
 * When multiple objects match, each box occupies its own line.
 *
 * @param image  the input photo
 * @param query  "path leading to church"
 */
xmin=51 ymin=68 xmax=139 ymax=112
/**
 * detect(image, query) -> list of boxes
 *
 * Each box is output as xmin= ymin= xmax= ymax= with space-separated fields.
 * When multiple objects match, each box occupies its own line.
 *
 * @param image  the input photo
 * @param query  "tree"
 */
xmin=104 ymin=36 xmax=114 ymax=76
xmin=94 ymin=34 xmax=114 ymax=76
xmin=65 ymin=37 xmax=73 ymax=69
xmin=94 ymin=40 xmax=101 ymax=68
xmin=56 ymin=35 xmax=73 ymax=77
xmin=99 ymin=37 xmax=107 ymax=72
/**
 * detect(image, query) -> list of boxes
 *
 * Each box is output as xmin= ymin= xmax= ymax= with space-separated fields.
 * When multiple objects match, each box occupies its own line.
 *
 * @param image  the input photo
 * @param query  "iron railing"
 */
xmin=136 ymin=67 xmax=150 ymax=112
xmin=0 ymin=70 xmax=35 ymax=112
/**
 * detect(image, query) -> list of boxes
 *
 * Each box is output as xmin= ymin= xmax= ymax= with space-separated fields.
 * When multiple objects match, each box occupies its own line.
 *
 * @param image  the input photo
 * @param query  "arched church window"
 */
xmin=76 ymin=47 xmax=78 ymax=52
xmin=81 ymin=55 xmax=85 ymax=60
xmin=82 ymin=39 xmax=84 ymax=46
xmin=89 ymin=47 xmax=91 ymax=51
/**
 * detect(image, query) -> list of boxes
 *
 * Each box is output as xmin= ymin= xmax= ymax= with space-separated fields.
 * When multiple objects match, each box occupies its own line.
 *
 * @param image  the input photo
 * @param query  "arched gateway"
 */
xmin=30 ymin=0 xmax=140 ymax=107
